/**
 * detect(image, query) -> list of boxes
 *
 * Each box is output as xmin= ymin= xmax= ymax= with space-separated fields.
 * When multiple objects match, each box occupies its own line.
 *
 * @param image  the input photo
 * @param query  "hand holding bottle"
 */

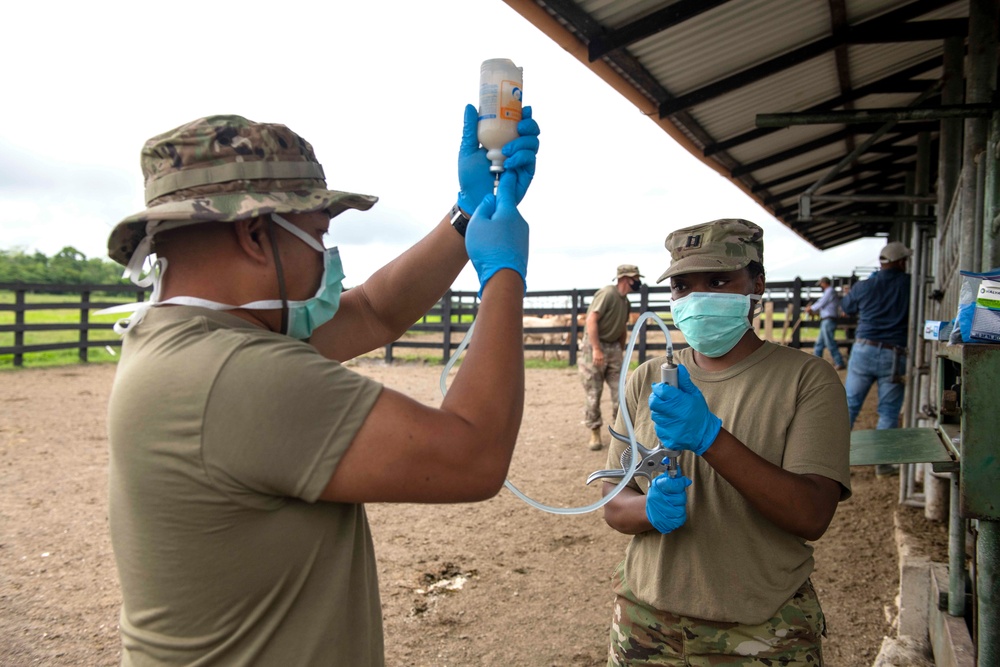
xmin=465 ymin=169 xmax=528 ymax=296
xmin=456 ymin=105 xmax=539 ymax=215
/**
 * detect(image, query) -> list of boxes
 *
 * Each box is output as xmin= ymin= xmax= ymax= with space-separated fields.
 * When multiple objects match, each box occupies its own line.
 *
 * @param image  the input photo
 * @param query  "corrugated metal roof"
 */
xmin=502 ymin=0 xmax=971 ymax=249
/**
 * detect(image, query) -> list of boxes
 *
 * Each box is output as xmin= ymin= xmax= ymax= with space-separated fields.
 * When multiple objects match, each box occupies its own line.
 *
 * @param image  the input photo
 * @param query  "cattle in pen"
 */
xmin=522 ymin=315 xmax=573 ymax=360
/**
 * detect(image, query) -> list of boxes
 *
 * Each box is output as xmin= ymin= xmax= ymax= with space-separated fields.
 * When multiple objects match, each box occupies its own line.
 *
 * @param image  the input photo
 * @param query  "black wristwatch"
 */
xmin=450 ymin=204 xmax=471 ymax=237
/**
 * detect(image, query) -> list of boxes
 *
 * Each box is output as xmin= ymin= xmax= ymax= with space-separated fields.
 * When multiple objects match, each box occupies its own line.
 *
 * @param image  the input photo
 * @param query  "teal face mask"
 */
xmin=244 ymin=213 xmax=345 ymax=340
xmin=670 ymin=292 xmax=761 ymax=357
xmin=103 ymin=213 xmax=345 ymax=339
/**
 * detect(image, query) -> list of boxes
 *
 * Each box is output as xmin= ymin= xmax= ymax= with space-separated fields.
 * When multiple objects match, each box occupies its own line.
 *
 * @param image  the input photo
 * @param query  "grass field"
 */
xmin=0 ymin=291 xmax=139 ymax=369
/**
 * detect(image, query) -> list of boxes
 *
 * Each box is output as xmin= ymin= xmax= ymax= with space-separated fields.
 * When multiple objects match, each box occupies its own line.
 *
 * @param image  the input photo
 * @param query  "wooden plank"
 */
xmin=929 ymin=566 xmax=976 ymax=667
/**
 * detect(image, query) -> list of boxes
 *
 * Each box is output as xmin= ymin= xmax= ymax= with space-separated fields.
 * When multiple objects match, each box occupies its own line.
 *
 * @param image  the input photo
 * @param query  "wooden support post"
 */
xmin=79 ymin=290 xmax=90 ymax=363
xmin=441 ymin=291 xmax=453 ymax=365
xmin=763 ymin=301 xmax=775 ymax=342
xmin=14 ymin=289 xmax=25 ymax=368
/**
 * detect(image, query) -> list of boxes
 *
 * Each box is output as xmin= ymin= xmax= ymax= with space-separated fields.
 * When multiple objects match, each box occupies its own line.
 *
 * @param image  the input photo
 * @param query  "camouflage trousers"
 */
xmin=608 ymin=565 xmax=826 ymax=666
xmin=579 ymin=335 xmax=624 ymax=430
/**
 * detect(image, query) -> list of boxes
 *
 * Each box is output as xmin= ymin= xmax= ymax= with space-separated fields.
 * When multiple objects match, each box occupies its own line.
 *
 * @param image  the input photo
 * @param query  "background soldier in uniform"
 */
xmin=580 ymin=264 xmax=643 ymax=450
xmin=600 ymin=219 xmax=850 ymax=665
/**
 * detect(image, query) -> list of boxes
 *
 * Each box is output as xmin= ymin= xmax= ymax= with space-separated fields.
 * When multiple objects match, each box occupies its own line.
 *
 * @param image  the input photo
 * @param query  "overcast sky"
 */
xmin=1 ymin=0 xmax=887 ymax=292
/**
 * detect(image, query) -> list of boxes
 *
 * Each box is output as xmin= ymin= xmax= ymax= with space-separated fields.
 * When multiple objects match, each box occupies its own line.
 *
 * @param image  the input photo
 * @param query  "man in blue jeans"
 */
xmin=805 ymin=276 xmax=845 ymax=369
xmin=840 ymin=241 xmax=912 ymax=475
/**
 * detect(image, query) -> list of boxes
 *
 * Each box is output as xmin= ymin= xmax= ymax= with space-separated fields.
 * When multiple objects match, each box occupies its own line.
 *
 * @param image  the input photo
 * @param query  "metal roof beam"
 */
xmin=659 ymin=0 xmax=959 ymax=117
xmin=730 ymin=122 xmax=934 ymax=177
xmin=533 ymin=0 xmax=721 ymax=156
xmin=751 ymin=145 xmax=913 ymax=193
xmin=774 ymin=175 xmax=907 ymax=211
xmin=588 ymin=0 xmax=734 ymax=61
xmin=796 ymin=84 xmax=941 ymax=207
xmin=811 ymin=193 xmax=937 ymax=203
xmin=807 ymin=214 xmax=935 ymax=223
xmin=758 ymin=103 xmax=996 ymax=126
xmin=849 ymin=18 xmax=968 ymax=43
xmin=829 ymin=0 xmax=858 ymax=159
xmin=773 ymin=179 xmax=907 ymax=217
xmin=804 ymin=192 xmax=908 ymax=219
xmin=763 ymin=156 xmax=914 ymax=204
xmin=795 ymin=223 xmax=865 ymax=244
xmin=807 ymin=226 xmax=879 ymax=246
xmin=704 ymin=56 xmax=944 ymax=156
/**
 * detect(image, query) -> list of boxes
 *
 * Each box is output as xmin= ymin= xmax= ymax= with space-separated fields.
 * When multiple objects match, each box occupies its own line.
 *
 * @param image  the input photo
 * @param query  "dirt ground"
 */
xmin=1 ymin=347 xmax=948 ymax=666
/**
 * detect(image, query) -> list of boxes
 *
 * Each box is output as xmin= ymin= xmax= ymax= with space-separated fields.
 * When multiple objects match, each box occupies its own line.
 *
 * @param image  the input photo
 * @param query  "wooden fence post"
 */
xmin=637 ymin=284 xmax=650 ymax=365
xmin=791 ymin=277 xmax=803 ymax=348
xmin=763 ymin=301 xmax=775 ymax=341
xmin=79 ymin=290 xmax=90 ymax=363
xmin=569 ymin=289 xmax=580 ymax=366
xmin=14 ymin=289 xmax=25 ymax=367
xmin=441 ymin=290 xmax=453 ymax=364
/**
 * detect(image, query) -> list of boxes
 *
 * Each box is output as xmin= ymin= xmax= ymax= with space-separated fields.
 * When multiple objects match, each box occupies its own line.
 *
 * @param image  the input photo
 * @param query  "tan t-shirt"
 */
xmin=107 ymin=306 xmax=384 ymax=666
xmin=588 ymin=285 xmax=629 ymax=343
xmin=608 ymin=342 xmax=851 ymax=624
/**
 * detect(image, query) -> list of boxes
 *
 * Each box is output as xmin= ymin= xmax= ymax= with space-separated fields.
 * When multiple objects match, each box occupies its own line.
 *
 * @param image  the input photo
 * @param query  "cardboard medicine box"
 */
xmin=923 ymin=320 xmax=954 ymax=341
xmin=971 ymin=279 xmax=1000 ymax=342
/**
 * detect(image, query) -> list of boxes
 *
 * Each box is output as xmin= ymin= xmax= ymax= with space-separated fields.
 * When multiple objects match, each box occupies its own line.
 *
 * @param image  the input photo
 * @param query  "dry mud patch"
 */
xmin=0 ymin=359 xmax=946 ymax=666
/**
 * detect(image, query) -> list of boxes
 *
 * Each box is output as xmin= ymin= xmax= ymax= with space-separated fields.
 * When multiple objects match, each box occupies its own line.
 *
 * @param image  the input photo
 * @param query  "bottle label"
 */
xmin=479 ymin=80 xmax=522 ymax=122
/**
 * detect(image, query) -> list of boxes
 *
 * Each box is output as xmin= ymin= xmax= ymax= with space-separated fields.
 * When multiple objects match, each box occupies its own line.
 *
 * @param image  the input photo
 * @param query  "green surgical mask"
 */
xmin=671 ymin=292 xmax=761 ymax=357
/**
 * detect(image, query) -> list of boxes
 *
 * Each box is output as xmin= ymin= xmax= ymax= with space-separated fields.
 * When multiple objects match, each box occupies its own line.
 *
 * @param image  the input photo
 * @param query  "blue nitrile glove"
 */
xmin=456 ymin=104 xmax=540 ymax=214
xmin=648 ymin=364 xmax=722 ymax=455
xmin=465 ymin=168 xmax=528 ymax=297
xmin=645 ymin=472 xmax=692 ymax=534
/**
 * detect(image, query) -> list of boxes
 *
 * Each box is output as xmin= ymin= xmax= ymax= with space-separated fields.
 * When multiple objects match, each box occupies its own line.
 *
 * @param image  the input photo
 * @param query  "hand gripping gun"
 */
xmin=586 ymin=354 xmax=682 ymax=485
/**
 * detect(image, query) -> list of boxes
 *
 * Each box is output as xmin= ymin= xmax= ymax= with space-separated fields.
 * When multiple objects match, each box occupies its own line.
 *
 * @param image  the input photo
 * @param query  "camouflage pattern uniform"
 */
xmin=580 ymin=333 xmax=624 ymax=430
xmin=580 ymin=266 xmax=641 ymax=436
xmin=602 ymin=220 xmax=840 ymax=666
xmin=609 ymin=563 xmax=825 ymax=666
xmin=108 ymin=115 xmax=377 ymax=267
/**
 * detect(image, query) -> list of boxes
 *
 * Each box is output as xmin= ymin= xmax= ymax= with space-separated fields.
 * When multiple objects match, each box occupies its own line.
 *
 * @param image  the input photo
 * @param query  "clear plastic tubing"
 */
xmin=478 ymin=58 xmax=523 ymax=177
xmin=439 ymin=311 xmax=674 ymax=515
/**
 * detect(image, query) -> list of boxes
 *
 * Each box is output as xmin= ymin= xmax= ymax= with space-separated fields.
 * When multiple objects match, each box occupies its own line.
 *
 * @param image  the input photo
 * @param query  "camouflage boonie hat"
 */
xmin=615 ymin=264 xmax=644 ymax=280
xmin=657 ymin=218 xmax=764 ymax=283
xmin=108 ymin=115 xmax=379 ymax=266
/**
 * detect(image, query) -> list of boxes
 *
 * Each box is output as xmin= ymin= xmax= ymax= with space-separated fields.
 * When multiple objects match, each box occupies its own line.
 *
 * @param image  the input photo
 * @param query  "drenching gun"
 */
xmin=586 ymin=353 xmax=682 ymax=486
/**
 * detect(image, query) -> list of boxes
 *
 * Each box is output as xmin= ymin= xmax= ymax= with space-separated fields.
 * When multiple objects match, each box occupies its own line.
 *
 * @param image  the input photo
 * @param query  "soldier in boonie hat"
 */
xmin=101 ymin=107 xmax=541 ymax=666
xmin=108 ymin=115 xmax=378 ymax=268
xmin=579 ymin=263 xmax=644 ymax=451
xmin=615 ymin=264 xmax=644 ymax=280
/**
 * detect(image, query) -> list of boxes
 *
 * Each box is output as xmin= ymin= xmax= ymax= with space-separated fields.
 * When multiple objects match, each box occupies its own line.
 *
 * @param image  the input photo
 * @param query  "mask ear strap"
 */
xmin=265 ymin=218 xmax=290 ymax=335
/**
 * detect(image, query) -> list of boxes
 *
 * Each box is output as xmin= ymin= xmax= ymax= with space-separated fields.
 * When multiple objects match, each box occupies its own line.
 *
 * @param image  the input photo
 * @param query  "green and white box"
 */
xmin=972 ymin=280 xmax=1000 ymax=342
xmin=977 ymin=279 xmax=1000 ymax=309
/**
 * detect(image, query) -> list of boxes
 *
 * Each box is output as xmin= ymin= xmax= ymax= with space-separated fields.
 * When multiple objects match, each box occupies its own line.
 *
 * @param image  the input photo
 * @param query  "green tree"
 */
xmin=0 ymin=246 xmax=127 ymax=287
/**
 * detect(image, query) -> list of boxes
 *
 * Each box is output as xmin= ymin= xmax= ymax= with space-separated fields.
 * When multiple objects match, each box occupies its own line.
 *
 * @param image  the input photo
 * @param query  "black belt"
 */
xmin=856 ymin=337 xmax=906 ymax=353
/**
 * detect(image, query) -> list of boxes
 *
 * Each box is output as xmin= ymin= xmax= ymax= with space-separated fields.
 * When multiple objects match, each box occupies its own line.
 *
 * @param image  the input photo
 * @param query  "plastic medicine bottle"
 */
xmin=478 ymin=58 xmax=523 ymax=174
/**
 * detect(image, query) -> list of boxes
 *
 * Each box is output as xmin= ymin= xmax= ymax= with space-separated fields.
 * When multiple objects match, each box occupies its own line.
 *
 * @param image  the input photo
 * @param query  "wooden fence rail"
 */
xmin=1 ymin=279 xmax=857 ymax=368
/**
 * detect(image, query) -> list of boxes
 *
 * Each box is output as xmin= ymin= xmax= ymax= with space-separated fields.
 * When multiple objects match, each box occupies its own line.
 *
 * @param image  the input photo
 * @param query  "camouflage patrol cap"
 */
xmin=108 ymin=115 xmax=378 ymax=266
xmin=657 ymin=218 xmax=764 ymax=283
